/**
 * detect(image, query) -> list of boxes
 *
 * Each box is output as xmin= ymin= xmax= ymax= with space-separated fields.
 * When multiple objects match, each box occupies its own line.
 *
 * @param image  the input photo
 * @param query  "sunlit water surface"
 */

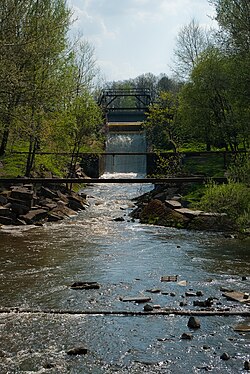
xmin=0 ymin=174 xmax=249 ymax=373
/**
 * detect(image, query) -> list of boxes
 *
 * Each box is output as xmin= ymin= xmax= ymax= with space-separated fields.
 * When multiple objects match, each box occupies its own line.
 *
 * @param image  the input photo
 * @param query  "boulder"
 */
xmin=144 ymin=304 xmax=154 ymax=311
xmin=52 ymin=203 xmax=77 ymax=217
xmin=47 ymin=212 xmax=64 ymax=222
xmin=8 ymin=196 xmax=33 ymax=209
xmin=153 ymin=192 xmax=168 ymax=202
xmin=0 ymin=190 xmax=11 ymax=199
xmin=0 ymin=195 xmax=8 ymax=205
xmin=15 ymin=218 xmax=27 ymax=226
xmin=244 ymin=361 xmax=250 ymax=370
xmin=140 ymin=199 xmax=189 ymax=228
xmin=56 ymin=190 xmax=69 ymax=204
xmin=188 ymin=214 xmax=235 ymax=232
xmin=0 ymin=216 xmax=14 ymax=225
xmin=165 ymin=199 xmax=182 ymax=209
xmin=10 ymin=187 xmax=34 ymax=201
xmin=185 ymin=292 xmax=197 ymax=297
xmin=193 ymin=298 xmax=213 ymax=307
xmin=175 ymin=208 xmax=203 ymax=218
xmin=8 ymin=199 xmax=30 ymax=215
xmin=40 ymin=186 xmax=57 ymax=199
xmin=70 ymin=281 xmax=100 ymax=290
xmin=0 ymin=206 xmax=12 ymax=216
xmin=113 ymin=217 xmax=125 ymax=222
xmin=78 ymin=192 xmax=87 ymax=199
xmin=42 ymin=202 xmax=58 ymax=211
xmin=21 ymin=209 xmax=48 ymax=224
xmin=196 ymin=291 xmax=203 ymax=296
xmin=23 ymin=184 xmax=34 ymax=191
xmin=67 ymin=195 xmax=86 ymax=211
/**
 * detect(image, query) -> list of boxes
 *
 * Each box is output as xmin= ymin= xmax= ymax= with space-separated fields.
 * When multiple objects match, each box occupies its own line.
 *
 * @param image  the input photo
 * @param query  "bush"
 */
xmin=151 ymin=152 xmax=183 ymax=177
xmin=228 ymin=154 xmax=250 ymax=186
xmin=196 ymin=181 xmax=250 ymax=230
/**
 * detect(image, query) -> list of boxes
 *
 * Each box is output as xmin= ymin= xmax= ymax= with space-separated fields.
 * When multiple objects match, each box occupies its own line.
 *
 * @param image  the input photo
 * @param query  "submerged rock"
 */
xmin=70 ymin=281 xmax=100 ymax=290
xmin=187 ymin=316 xmax=201 ymax=329
xmin=67 ymin=346 xmax=88 ymax=355
xmin=144 ymin=304 xmax=154 ymax=311
xmin=113 ymin=217 xmax=125 ymax=222
xmin=220 ymin=352 xmax=230 ymax=361
xmin=181 ymin=333 xmax=193 ymax=340
xmin=244 ymin=361 xmax=250 ymax=370
xmin=193 ymin=298 xmax=213 ymax=307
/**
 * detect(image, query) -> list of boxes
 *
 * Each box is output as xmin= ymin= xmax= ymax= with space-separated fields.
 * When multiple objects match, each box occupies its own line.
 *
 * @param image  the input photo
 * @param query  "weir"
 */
xmin=104 ymin=129 xmax=147 ymax=174
xmin=99 ymin=88 xmax=151 ymax=176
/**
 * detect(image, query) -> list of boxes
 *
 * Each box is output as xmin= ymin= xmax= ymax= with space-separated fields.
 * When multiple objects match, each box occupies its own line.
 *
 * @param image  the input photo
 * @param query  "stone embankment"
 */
xmin=131 ymin=183 xmax=236 ymax=232
xmin=0 ymin=183 xmax=87 ymax=226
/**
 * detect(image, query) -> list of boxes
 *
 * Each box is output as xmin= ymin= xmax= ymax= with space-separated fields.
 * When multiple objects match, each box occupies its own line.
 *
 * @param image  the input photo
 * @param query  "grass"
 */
xmin=0 ymin=152 xmax=27 ymax=177
xmin=182 ymin=154 xmax=226 ymax=177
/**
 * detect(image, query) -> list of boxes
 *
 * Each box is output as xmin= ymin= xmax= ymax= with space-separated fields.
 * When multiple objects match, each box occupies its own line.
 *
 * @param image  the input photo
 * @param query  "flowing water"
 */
xmin=0 ymin=132 xmax=250 ymax=373
xmin=105 ymin=133 xmax=147 ymax=174
xmin=0 ymin=174 xmax=249 ymax=373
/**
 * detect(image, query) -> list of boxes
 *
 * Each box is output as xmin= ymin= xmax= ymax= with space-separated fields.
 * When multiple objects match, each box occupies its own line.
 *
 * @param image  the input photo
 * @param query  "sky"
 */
xmin=68 ymin=0 xmax=218 ymax=82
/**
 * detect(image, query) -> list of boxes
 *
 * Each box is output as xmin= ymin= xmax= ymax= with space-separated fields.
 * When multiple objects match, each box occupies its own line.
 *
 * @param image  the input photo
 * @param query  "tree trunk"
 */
xmin=25 ymin=137 xmax=38 ymax=177
xmin=206 ymin=142 xmax=211 ymax=151
xmin=0 ymin=125 xmax=10 ymax=156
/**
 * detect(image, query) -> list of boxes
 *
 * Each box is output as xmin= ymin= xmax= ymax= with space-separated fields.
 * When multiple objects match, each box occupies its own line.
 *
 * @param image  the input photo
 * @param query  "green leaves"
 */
xmin=210 ymin=0 xmax=250 ymax=54
xmin=0 ymin=1 xmax=102 ymax=176
xmin=178 ymin=46 xmax=249 ymax=151
xmin=144 ymin=91 xmax=179 ymax=151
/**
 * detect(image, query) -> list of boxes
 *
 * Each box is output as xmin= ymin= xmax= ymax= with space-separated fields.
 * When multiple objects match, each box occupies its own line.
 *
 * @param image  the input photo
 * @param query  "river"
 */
xmin=0 ymin=173 xmax=249 ymax=373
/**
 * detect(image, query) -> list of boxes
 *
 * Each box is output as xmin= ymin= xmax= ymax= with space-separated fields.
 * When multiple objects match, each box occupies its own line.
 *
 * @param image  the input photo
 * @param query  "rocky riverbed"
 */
xmin=0 ymin=183 xmax=88 ymax=226
xmin=130 ymin=182 xmax=237 ymax=232
xmin=0 ymin=179 xmax=245 ymax=234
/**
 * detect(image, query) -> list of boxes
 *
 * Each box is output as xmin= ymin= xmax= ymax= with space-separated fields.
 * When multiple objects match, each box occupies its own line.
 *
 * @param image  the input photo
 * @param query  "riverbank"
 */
xmin=130 ymin=182 xmax=239 ymax=233
xmin=0 ymin=183 xmax=88 ymax=226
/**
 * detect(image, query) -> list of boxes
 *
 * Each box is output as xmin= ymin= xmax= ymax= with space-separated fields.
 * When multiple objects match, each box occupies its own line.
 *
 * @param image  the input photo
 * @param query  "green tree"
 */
xmin=208 ymin=0 xmax=250 ymax=150
xmin=0 ymin=0 xmax=72 ymax=175
xmin=210 ymin=0 xmax=250 ymax=54
xmin=0 ymin=0 xmax=29 ymax=155
xmin=22 ymin=0 xmax=71 ymax=176
xmin=179 ymin=47 xmax=249 ymax=151
xmin=144 ymin=91 xmax=179 ymax=152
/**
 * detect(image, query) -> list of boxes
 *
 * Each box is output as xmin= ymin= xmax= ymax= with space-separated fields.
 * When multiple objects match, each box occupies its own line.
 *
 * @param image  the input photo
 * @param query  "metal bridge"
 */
xmin=98 ymin=88 xmax=152 ymax=123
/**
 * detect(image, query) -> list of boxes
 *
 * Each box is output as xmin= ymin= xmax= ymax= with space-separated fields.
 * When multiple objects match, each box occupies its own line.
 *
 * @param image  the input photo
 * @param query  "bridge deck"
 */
xmin=0 ymin=177 xmax=227 ymax=185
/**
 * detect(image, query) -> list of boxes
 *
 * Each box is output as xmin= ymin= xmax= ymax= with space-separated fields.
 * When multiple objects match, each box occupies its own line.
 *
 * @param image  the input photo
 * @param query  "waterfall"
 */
xmin=104 ymin=132 xmax=147 ymax=175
